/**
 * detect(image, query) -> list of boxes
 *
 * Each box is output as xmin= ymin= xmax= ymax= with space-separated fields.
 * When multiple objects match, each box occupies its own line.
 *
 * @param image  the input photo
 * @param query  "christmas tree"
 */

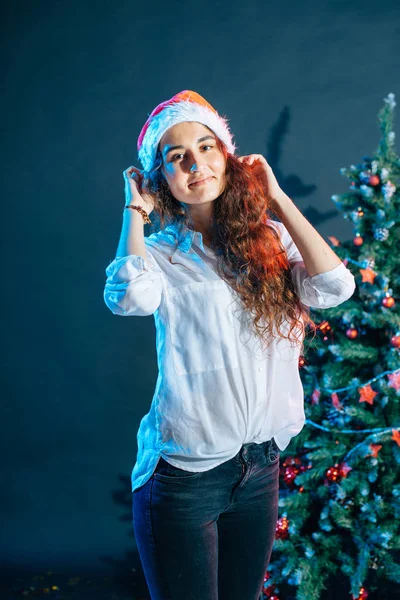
xmin=263 ymin=93 xmax=400 ymax=600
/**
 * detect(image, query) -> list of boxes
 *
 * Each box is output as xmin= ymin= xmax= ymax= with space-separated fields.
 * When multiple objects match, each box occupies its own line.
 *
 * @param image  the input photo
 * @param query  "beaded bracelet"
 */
xmin=124 ymin=204 xmax=151 ymax=224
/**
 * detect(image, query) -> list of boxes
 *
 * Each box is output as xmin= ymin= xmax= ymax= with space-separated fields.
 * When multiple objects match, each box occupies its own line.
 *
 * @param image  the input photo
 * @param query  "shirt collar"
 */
xmin=164 ymin=222 xmax=206 ymax=253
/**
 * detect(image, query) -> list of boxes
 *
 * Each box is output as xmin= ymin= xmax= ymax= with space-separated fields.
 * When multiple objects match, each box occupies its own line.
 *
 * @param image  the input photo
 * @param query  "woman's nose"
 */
xmin=189 ymin=156 xmax=205 ymax=172
xmin=189 ymin=150 xmax=207 ymax=172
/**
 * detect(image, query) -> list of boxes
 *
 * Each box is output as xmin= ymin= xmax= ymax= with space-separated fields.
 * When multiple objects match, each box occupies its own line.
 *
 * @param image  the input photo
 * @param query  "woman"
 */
xmin=104 ymin=90 xmax=355 ymax=600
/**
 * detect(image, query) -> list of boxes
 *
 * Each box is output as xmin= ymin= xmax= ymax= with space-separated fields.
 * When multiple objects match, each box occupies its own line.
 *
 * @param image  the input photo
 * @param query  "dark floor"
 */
xmin=2 ymin=567 xmax=399 ymax=599
xmin=0 ymin=569 xmax=150 ymax=600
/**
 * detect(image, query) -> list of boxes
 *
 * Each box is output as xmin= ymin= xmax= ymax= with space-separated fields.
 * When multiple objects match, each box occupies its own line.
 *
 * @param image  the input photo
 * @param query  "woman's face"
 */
xmin=158 ymin=121 xmax=227 ymax=205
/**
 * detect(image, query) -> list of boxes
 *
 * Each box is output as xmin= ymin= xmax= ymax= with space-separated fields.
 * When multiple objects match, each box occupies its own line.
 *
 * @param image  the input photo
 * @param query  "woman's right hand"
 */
xmin=123 ymin=166 xmax=155 ymax=215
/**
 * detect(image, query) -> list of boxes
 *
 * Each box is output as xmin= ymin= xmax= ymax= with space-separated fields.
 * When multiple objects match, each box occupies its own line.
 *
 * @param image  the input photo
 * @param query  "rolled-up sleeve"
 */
xmin=271 ymin=220 xmax=356 ymax=308
xmin=292 ymin=261 xmax=356 ymax=308
xmin=103 ymin=248 xmax=163 ymax=316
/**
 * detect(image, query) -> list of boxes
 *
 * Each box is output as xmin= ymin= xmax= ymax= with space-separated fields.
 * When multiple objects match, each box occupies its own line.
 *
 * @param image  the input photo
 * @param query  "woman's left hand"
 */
xmin=238 ymin=154 xmax=284 ymax=205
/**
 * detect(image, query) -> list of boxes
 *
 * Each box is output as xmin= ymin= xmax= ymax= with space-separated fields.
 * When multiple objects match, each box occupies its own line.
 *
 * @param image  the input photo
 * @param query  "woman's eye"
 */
xmin=171 ymin=145 xmax=214 ymax=162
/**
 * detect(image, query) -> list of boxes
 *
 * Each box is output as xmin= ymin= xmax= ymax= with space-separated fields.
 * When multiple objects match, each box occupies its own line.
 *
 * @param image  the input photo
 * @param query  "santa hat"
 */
xmin=137 ymin=90 xmax=237 ymax=174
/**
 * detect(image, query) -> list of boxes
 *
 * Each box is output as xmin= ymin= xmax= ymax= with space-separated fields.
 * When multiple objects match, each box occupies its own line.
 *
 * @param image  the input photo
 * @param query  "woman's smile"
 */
xmin=189 ymin=176 xmax=214 ymax=188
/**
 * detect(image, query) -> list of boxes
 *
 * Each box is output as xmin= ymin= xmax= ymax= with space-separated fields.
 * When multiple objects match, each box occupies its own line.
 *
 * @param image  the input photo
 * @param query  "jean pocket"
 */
xmin=153 ymin=457 xmax=202 ymax=482
xmin=266 ymin=438 xmax=280 ymax=464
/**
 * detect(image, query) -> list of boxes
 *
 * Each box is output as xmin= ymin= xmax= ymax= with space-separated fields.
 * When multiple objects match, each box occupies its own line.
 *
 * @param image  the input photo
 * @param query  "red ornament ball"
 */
xmin=352 ymin=586 xmax=369 ymax=600
xmin=353 ymin=235 xmax=363 ymax=246
xmin=390 ymin=335 xmax=400 ymax=348
xmin=275 ymin=516 xmax=289 ymax=540
xmin=283 ymin=456 xmax=302 ymax=466
xmin=382 ymin=296 xmax=395 ymax=308
xmin=263 ymin=584 xmax=276 ymax=597
xmin=283 ymin=465 xmax=300 ymax=487
xmin=326 ymin=464 xmax=341 ymax=482
xmin=346 ymin=328 xmax=358 ymax=339
xmin=368 ymin=175 xmax=380 ymax=186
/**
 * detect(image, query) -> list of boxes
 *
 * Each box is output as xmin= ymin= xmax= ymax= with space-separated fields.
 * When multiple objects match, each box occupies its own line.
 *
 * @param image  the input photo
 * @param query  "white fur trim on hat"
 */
xmin=138 ymin=100 xmax=237 ymax=174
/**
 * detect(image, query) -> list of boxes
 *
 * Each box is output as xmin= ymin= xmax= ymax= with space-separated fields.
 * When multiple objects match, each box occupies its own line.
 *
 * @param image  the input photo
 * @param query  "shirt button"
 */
xmin=258 ymin=367 xmax=264 ymax=372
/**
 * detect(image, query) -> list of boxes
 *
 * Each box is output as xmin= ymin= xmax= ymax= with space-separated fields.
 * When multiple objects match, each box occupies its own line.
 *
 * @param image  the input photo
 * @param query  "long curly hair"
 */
xmin=145 ymin=133 xmax=316 ymax=351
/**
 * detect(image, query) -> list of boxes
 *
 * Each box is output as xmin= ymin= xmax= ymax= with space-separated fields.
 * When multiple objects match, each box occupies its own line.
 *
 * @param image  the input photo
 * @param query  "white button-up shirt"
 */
xmin=104 ymin=219 xmax=356 ymax=492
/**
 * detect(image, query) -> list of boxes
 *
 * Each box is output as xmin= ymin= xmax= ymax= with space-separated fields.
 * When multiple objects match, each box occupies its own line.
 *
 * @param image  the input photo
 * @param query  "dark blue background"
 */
xmin=2 ymin=0 xmax=399 ymax=588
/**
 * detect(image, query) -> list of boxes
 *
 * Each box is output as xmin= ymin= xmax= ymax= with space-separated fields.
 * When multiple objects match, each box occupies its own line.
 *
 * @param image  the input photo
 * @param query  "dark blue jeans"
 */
xmin=132 ymin=438 xmax=280 ymax=600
